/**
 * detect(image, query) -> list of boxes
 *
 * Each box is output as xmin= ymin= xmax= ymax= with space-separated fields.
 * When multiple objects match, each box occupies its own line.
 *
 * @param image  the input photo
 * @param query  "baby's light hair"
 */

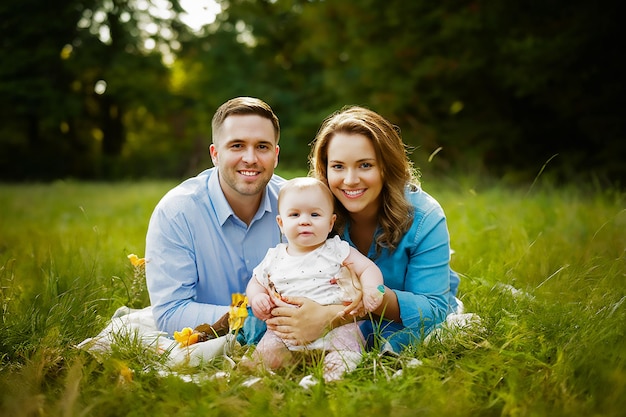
xmin=278 ymin=177 xmax=335 ymax=212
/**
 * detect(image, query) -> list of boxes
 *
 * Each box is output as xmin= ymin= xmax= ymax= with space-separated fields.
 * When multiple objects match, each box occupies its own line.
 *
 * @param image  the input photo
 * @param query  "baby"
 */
xmin=246 ymin=177 xmax=385 ymax=382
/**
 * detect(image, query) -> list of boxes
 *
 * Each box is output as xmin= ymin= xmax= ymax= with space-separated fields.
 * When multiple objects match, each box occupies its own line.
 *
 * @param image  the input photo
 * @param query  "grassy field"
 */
xmin=0 ymin=172 xmax=624 ymax=417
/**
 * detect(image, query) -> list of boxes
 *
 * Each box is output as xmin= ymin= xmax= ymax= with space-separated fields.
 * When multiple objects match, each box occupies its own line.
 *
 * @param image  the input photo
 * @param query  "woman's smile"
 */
xmin=341 ymin=188 xmax=366 ymax=198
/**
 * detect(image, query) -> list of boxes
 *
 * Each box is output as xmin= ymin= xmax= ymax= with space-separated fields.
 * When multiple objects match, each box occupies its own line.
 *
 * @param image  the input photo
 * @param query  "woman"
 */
xmin=267 ymin=106 xmax=460 ymax=353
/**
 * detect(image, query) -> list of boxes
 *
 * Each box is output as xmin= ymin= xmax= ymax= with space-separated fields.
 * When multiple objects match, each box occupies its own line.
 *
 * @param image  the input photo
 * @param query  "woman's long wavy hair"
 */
xmin=308 ymin=106 xmax=420 ymax=254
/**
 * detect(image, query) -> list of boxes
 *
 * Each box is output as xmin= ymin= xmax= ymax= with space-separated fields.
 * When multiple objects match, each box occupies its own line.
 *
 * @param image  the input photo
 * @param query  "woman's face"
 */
xmin=325 ymin=133 xmax=383 ymax=219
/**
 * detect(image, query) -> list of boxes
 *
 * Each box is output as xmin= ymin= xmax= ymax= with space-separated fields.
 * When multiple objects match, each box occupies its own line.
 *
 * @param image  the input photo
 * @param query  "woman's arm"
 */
xmin=371 ymin=285 xmax=401 ymax=322
xmin=390 ymin=203 xmax=451 ymax=332
xmin=266 ymin=265 xmax=401 ymax=345
xmin=266 ymin=284 xmax=402 ymax=345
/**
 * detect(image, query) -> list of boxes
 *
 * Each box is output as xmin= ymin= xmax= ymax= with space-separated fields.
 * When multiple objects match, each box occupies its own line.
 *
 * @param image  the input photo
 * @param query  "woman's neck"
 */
xmin=348 ymin=213 xmax=378 ymax=255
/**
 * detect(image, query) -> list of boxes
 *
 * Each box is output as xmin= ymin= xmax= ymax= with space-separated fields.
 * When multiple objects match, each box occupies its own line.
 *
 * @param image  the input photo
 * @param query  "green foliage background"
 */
xmin=1 ymin=0 xmax=623 ymax=184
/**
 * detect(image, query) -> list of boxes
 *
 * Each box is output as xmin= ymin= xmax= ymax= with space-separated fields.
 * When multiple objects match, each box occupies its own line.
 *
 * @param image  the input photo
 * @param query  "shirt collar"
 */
xmin=208 ymin=169 xmax=272 ymax=226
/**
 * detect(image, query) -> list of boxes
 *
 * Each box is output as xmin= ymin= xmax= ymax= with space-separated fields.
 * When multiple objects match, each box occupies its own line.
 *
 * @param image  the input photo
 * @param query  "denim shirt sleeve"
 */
xmin=394 ymin=196 xmax=450 ymax=334
xmin=356 ymin=189 xmax=451 ymax=345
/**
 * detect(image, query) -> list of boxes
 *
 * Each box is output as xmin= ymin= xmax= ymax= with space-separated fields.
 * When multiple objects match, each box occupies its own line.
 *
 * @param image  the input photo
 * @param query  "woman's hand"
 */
xmin=266 ymin=296 xmax=344 ymax=345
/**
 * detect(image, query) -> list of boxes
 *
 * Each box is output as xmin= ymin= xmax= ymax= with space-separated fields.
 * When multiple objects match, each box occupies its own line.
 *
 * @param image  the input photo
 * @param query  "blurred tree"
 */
xmin=482 ymin=0 xmax=625 ymax=182
xmin=0 ymin=0 xmax=623 ymax=183
xmin=0 ymin=1 xmax=93 ymax=179
xmin=174 ymin=0 xmax=332 ymax=168
xmin=0 ymin=0 xmax=193 ymax=180
xmin=292 ymin=0 xmax=625 ymax=183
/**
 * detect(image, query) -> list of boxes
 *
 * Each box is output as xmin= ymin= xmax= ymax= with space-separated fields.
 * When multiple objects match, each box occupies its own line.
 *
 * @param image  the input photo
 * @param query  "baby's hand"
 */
xmin=250 ymin=293 xmax=274 ymax=321
xmin=337 ymin=293 xmax=366 ymax=319
xmin=361 ymin=285 xmax=385 ymax=312
xmin=344 ymin=301 xmax=366 ymax=318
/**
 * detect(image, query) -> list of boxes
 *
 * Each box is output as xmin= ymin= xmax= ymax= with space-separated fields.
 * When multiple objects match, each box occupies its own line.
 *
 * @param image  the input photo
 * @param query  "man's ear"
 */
xmin=273 ymin=145 xmax=280 ymax=168
xmin=209 ymin=144 xmax=218 ymax=165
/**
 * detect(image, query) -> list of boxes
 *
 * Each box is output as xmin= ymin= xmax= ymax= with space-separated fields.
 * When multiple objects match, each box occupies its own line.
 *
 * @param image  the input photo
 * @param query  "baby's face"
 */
xmin=277 ymin=187 xmax=335 ymax=253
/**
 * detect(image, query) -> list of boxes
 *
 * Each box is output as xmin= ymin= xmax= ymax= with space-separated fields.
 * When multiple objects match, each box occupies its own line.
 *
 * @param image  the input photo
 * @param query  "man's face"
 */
xmin=210 ymin=114 xmax=279 ymax=202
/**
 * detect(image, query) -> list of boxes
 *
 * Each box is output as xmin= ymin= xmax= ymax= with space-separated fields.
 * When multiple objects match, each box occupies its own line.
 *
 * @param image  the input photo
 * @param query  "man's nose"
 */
xmin=242 ymin=148 xmax=258 ymax=163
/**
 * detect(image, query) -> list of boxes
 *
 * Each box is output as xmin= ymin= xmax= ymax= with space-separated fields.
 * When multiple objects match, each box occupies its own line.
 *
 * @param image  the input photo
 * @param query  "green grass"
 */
xmin=1 ymin=174 xmax=624 ymax=417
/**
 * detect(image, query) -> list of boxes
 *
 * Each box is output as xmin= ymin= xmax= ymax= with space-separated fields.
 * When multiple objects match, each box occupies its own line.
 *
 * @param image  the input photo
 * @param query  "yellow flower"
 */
xmin=127 ymin=254 xmax=146 ymax=267
xmin=113 ymin=360 xmax=134 ymax=385
xmin=119 ymin=365 xmax=133 ymax=384
xmin=173 ymin=293 xmax=248 ymax=348
xmin=228 ymin=293 xmax=248 ymax=333
xmin=173 ymin=327 xmax=200 ymax=347
xmin=126 ymin=254 xmax=147 ymax=308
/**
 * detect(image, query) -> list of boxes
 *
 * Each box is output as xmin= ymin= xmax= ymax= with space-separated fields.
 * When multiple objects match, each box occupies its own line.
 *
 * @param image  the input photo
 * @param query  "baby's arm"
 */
xmin=343 ymin=248 xmax=385 ymax=314
xmin=246 ymin=275 xmax=274 ymax=321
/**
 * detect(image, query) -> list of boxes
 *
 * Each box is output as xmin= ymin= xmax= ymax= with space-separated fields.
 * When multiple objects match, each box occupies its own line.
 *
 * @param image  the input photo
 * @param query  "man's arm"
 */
xmin=145 ymin=204 xmax=229 ymax=335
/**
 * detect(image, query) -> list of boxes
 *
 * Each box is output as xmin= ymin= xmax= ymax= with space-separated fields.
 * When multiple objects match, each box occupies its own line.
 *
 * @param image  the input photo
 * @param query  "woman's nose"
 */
xmin=343 ymin=169 xmax=359 ymax=185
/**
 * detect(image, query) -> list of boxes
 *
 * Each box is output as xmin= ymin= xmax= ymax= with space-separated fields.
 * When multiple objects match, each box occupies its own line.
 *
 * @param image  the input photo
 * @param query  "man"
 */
xmin=145 ymin=97 xmax=284 ymax=341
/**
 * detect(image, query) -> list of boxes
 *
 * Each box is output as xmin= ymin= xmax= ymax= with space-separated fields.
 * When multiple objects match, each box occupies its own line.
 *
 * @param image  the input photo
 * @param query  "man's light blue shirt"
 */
xmin=145 ymin=168 xmax=285 ymax=335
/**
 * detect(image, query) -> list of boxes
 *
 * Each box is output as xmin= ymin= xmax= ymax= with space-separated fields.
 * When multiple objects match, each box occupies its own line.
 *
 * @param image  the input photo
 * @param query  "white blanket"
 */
xmin=78 ymin=302 xmax=480 ymax=364
xmin=77 ymin=306 xmax=234 ymax=367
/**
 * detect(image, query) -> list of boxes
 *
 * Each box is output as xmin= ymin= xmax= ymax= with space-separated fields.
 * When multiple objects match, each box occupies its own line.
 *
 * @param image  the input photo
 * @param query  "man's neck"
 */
xmin=229 ymin=195 xmax=262 ymax=225
xmin=214 ymin=171 xmax=265 ymax=225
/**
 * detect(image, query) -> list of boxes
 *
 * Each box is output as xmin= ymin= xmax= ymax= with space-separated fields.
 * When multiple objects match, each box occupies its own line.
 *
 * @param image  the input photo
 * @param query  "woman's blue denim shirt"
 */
xmin=344 ymin=187 xmax=460 ymax=352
